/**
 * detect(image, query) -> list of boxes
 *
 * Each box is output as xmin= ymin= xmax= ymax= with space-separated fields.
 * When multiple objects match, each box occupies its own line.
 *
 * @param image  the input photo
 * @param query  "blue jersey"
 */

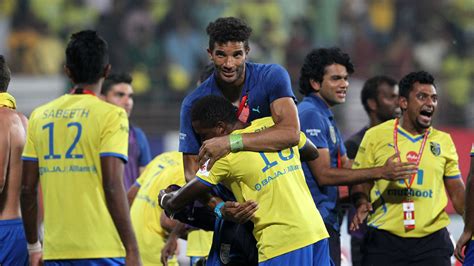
xmin=298 ymin=94 xmax=347 ymax=231
xmin=179 ymin=62 xmax=295 ymax=154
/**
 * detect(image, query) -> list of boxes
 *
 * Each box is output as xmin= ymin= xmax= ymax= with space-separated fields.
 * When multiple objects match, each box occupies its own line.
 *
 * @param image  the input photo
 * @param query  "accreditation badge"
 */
xmin=402 ymin=199 xmax=415 ymax=230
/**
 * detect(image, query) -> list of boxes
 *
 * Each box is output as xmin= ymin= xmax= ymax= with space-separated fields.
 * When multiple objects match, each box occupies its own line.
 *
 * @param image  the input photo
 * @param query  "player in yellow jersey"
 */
xmin=127 ymin=151 xmax=185 ymax=266
xmin=20 ymin=31 xmax=141 ymax=266
xmin=160 ymin=95 xmax=332 ymax=265
xmin=351 ymin=71 xmax=465 ymax=266
xmin=455 ymin=143 xmax=474 ymax=265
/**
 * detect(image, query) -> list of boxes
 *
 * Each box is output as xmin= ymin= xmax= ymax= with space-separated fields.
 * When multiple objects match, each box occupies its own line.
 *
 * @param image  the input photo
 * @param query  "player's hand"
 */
xmin=350 ymin=202 xmax=372 ymax=231
xmin=29 ymin=251 xmax=43 ymax=266
xmin=221 ymin=200 xmax=259 ymax=224
xmin=198 ymin=135 xmax=231 ymax=170
xmin=161 ymin=235 xmax=178 ymax=266
xmin=455 ymin=229 xmax=472 ymax=263
xmin=125 ymin=249 xmax=142 ymax=266
xmin=381 ymin=154 xmax=418 ymax=181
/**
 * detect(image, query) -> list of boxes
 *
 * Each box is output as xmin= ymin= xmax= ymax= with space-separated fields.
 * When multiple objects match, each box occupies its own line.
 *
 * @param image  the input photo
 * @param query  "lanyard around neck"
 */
xmin=393 ymin=118 xmax=429 ymax=189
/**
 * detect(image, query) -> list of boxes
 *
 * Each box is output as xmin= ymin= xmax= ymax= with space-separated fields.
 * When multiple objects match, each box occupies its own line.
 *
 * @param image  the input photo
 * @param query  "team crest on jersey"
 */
xmin=220 ymin=243 xmax=231 ymax=264
xmin=406 ymin=151 xmax=418 ymax=162
xmin=430 ymin=142 xmax=441 ymax=156
xmin=329 ymin=126 xmax=337 ymax=144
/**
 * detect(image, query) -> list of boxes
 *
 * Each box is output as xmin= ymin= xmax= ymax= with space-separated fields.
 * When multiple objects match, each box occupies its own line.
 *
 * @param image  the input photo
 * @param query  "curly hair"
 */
xmin=191 ymin=95 xmax=238 ymax=129
xmin=206 ymin=17 xmax=252 ymax=50
xmin=0 ymin=55 xmax=11 ymax=92
xmin=66 ymin=30 xmax=109 ymax=84
xmin=399 ymin=71 xmax=435 ymax=99
xmin=101 ymin=73 xmax=133 ymax=95
xmin=361 ymin=75 xmax=397 ymax=114
xmin=298 ymin=47 xmax=354 ymax=96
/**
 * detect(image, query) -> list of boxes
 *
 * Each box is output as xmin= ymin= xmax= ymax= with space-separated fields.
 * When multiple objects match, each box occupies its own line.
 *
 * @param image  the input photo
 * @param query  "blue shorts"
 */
xmin=259 ymin=239 xmax=334 ymax=266
xmin=464 ymin=240 xmax=474 ymax=266
xmin=44 ymin=258 xmax=125 ymax=266
xmin=0 ymin=218 xmax=28 ymax=266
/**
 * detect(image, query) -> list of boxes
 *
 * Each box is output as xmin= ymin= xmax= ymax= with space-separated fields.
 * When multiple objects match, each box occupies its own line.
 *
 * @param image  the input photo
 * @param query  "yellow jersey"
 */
xmin=186 ymin=230 xmax=213 ymax=257
xmin=353 ymin=119 xmax=461 ymax=238
xmin=471 ymin=143 xmax=474 ymax=157
xmin=196 ymin=117 xmax=328 ymax=262
xmin=22 ymin=94 xmax=129 ymax=259
xmin=130 ymin=151 xmax=186 ymax=266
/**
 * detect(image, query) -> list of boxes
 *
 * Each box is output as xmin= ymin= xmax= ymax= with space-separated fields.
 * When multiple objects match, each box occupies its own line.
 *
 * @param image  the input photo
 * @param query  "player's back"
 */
xmin=214 ymin=118 xmax=329 ymax=261
xmin=131 ymin=151 xmax=185 ymax=265
xmin=22 ymin=93 xmax=129 ymax=259
xmin=0 ymin=108 xmax=27 ymax=219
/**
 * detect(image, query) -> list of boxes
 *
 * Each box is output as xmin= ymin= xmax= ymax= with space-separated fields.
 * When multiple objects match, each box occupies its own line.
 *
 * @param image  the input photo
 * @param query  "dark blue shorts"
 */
xmin=44 ymin=258 xmax=125 ymax=266
xmin=0 ymin=218 xmax=28 ymax=266
xmin=259 ymin=239 xmax=333 ymax=266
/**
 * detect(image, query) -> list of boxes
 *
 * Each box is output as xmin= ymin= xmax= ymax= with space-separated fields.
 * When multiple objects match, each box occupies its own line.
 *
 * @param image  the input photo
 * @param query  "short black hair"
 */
xmin=206 ymin=17 xmax=252 ymax=50
xmin=191 ymin=95 xmax=238 ymax=129
xmin=65 ymin=30 xmax=109 ymax=84
xmin=299 ymin=47 xmax=354 ymax=96
xmin=361 ymin=75 xmax=397 ymax=114
xmin=399 ymin=71 xmax=435 ymax=99
xmin=101 ymin=73 xmax=133 ymax=95
xmin=0 ymin=55 xmax=11 ymax=92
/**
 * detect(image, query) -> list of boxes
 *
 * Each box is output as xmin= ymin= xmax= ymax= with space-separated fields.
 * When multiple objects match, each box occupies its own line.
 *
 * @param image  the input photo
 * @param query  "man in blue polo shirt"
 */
xmin=297 ymin=48 xmax=417 ymax=266
xmin=179 ymin=17 xmax=299 ymax=180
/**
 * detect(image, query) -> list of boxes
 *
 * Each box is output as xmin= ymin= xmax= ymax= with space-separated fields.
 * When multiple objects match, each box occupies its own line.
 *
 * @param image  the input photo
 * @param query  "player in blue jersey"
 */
xmin=297 ymin=48 xmax=417 ymax=266
xmin=101 ymin=73 xmax=152 ymax=191
xmin=179 ymin=17 xmax=299 ymax=181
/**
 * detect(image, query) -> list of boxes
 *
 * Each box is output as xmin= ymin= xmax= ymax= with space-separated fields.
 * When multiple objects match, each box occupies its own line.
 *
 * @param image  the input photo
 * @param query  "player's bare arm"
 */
xmin=455 ymin=157 xmax=474 ymax=263
xmin=444 ymin=177 xmax=465 ymax=216
xmin=198 ymin=97 xmax=300 ymax=168
xmin=20 ymin=161 xmax=41 ymax=258
xmin=101 ymin=156 xmax=141 ymax=265
xmin=127 ymin=184 xmax=140 ymax=207
xmin=350 ymin=182 xmax=374 ymax=231
xmin=183 ymin=154 xmax=199 ymax=182
xmin=306 ymin=149 xmax=417 ymax=186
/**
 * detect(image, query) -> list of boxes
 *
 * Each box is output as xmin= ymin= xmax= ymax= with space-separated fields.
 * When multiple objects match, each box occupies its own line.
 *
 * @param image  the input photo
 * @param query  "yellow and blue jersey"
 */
xmin=353 ymin=119 xmax=461 ymax=238
xmin=22 ymin=94 xmax=129 ymax=259
xmin=130 ymin=151 xmax=186 ymax=266
xmin=196 ymin=117 xmax=328 ymax=262
xmin=471 ymin=143 xmax=474 ymax=157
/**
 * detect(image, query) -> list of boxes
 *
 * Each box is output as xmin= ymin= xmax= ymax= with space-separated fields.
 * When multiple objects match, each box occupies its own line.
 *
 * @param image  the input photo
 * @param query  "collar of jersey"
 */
xmin=308 ymin=93 xmax=333 ymax=118
xmin=396 ymin=124 xmax=432 ymax=143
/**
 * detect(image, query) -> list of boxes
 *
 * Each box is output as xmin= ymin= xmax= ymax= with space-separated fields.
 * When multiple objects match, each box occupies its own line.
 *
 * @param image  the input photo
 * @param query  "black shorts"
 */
xmin=362 ymin=227 xmax=453 ymax=266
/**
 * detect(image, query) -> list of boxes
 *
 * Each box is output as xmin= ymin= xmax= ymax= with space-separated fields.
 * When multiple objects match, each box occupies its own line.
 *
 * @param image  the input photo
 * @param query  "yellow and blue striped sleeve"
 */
xmin=99 ymin=108 xmax=129 ymax=162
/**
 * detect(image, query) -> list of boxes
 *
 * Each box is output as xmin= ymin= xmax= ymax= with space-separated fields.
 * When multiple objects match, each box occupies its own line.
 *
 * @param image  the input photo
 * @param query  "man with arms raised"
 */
xmin=179 ymin=17 xmax=299 ymax=180
xmin=0 ymin=55 xmax=28 ymax=265
xmin=21 ymin=31 xmax=141 ymax=265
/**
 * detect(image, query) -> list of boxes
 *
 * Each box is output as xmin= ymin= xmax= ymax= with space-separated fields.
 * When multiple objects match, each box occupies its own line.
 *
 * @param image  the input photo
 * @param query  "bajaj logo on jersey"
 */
xmin=430 ymin=142 xmax=441 ymax=156
xmin=406 ymin=151 xmax=418 ymax=162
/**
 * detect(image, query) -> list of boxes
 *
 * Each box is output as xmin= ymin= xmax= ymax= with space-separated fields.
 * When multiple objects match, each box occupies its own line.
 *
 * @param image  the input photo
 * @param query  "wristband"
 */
xmin=229 ymin=134 xmax=243 ymax=152
xmin=160 ymin=192 xmax=168 ymax=209
xmin=27 ymin=241 xmax=42 ymax=254
xmin=214 ymin=201 xmax=225 ymax=219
